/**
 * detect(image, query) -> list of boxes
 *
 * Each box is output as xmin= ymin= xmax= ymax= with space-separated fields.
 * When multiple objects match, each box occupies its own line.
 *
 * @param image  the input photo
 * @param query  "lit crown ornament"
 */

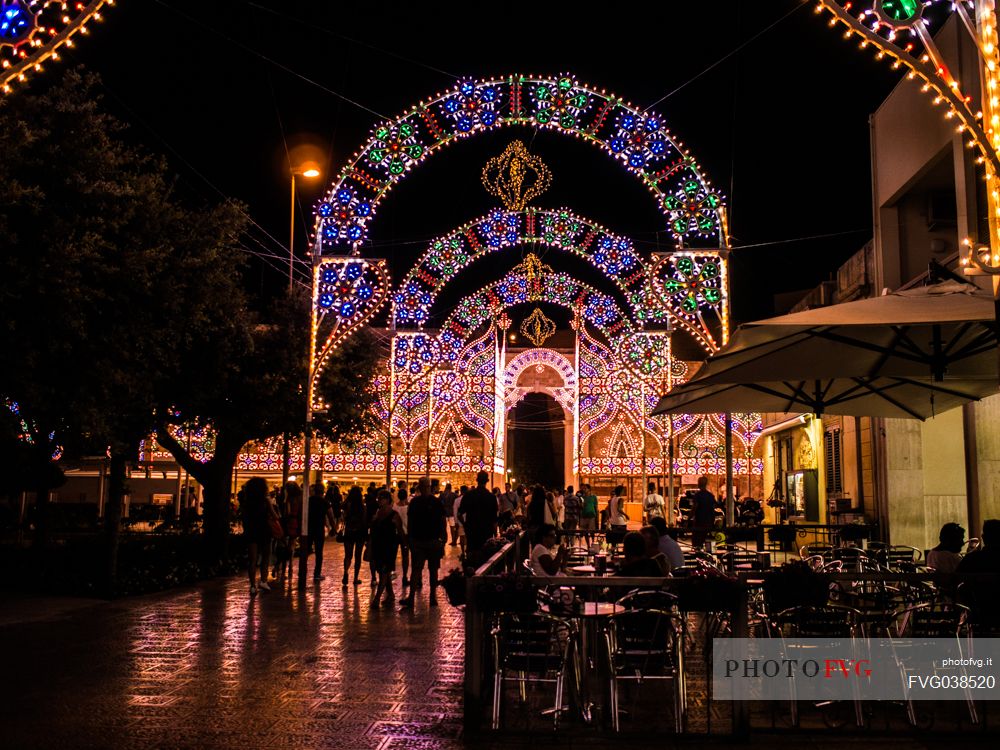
xmin=520 ymin=307 xmax=557 ymax=347
xmin=512 ymin=251 xmax=553 ymax=301
xmin=482 ymin=141 xmax=552 ymax=211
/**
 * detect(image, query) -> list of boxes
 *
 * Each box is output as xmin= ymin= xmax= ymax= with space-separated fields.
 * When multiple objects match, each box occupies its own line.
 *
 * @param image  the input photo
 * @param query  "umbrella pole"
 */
xmin=725 ymin=413 xmax=734 ymax=527
xmin=668 ymin=414 xmax=675 ymax=524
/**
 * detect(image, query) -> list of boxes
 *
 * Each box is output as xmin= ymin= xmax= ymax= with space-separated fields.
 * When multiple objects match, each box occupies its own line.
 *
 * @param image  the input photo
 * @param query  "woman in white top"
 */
xmin=608 ymin=485 xmax=629 ymax=530
xmin=530 ymin=524 xmax=567 ymax=576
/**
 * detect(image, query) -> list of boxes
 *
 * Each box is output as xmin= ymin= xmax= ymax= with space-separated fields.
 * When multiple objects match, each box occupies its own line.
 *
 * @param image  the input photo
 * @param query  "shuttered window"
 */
xmin=824 ymin=428 xmax=843 ymax=495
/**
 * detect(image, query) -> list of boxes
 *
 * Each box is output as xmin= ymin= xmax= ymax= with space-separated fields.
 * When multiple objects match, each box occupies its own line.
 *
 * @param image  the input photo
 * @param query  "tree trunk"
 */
xmin=31 ymin=484 xmax=50 ymax=549
xmin=155 ymin=423 xmax=243 ymax=566
xmin=102 ymin=450 xmax=128 ymax=597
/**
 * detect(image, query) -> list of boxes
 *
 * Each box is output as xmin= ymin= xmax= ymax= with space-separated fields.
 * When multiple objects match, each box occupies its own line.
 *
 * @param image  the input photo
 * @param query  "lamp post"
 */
xmin=289 ymin=165 xmax=321 ymax=292
xmin=289 ymin=164 xmax=320 ymax=588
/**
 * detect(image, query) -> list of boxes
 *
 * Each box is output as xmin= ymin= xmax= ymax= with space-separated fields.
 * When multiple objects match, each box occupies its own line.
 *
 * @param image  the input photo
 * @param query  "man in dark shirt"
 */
xmin=458 ymin=471 xmax=498 ymax=566
xmin=300 ymin=481 xmax=333 ymax=588
xmin=562 ymin=485 xmax=581 ymax=532
xmin=401 ymin=477 xmax=447 ymax=608
xmin=615 ymin=531 xmax=664 ymax=577
xmin=692 ymin=475 xmax=717 ymax=549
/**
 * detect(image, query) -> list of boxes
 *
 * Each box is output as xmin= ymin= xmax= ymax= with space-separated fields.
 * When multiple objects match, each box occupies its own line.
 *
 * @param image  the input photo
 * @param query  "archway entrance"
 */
xmin=507 ymin=393 xmax=565 ymax=489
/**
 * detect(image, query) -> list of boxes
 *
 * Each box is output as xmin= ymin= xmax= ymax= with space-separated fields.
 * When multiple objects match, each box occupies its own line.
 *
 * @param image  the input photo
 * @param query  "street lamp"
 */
xmin=289 ymin=164 xmax=321 ymax=292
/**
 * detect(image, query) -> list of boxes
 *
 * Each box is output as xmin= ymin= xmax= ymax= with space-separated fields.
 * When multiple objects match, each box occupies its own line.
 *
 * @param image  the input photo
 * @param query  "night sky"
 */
xmin=59 ymin=0 xmax=901 ymax=326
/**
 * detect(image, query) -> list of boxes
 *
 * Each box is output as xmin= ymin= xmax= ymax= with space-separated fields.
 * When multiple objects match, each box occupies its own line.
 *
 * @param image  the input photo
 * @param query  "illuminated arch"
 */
xmin=393 ymin=207 xmax=646 ymax=326
xmin=503 ymin=348 xmax=577 ymax=413
xmin=314 ymin=74 xmax=727 ymax=251
xmin=439 ymin=270 xmax=633 ymax=354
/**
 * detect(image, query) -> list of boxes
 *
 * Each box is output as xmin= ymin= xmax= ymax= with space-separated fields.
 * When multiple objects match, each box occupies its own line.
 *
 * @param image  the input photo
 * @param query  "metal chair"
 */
xmin=769 ymin=605 xmax=864 ymax=727
xmin=885 ymin=545 xmax=922 ymax=571
xmin=800 ymin=544 xmax=834 ymax=560
xmin=603 ymin=609 xmax=684 ymax=732
xmin=616 ymin=589 xmax=678 ymax=612
xmin=491 ymin=611 xmax=578 ymax=730
xmin=889 ymin=602 xmax=977 ymax=725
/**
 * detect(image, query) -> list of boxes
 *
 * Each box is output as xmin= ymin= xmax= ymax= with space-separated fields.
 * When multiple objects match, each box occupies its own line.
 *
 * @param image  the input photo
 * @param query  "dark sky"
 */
xmin=60 ymin=0 xmax=901 ymax=325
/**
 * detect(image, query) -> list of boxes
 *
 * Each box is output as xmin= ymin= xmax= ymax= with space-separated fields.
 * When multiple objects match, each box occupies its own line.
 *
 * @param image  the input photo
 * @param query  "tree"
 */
xmin=155 ymin=290 xmax=382 ymax=559
xmin=0 ymin=69 xmax=250 ymax=581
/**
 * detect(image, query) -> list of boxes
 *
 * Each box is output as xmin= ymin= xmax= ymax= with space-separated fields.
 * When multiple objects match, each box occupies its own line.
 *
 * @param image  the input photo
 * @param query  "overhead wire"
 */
xmin=150 ymin=0 xmax=389 ymax=120
xmin=644 ymin=3 xmax=803 ymax=111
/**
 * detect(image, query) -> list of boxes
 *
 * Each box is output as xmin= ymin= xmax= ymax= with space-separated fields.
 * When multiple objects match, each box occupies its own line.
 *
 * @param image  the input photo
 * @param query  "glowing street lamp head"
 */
xmin=302 ymin=168 xmax=321 ymax=178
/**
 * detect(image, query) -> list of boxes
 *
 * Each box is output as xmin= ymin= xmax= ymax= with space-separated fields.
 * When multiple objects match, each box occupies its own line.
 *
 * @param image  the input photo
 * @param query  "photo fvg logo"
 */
xmin=724 ymin=659 xmax=873 ymax=679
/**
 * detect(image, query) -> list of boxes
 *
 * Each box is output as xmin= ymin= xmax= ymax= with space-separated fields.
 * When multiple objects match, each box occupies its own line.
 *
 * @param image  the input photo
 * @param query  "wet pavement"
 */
xmin=3 ymin=542 xmax=466 ymax=750
xmin=3 ymin=541 xmax=998 ymax=750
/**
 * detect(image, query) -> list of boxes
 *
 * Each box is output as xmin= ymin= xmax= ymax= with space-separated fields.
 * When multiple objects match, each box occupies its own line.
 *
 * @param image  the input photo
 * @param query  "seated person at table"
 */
xmin=640 ymin=525 xmax=671 ymax=576
xmin=615 ymin=531 xmax=665 ymax=577
xmin=530 ymin=524 xmax=568 ymax=576
xmin=927 ymin=522 xmax=965 ymax=574
xmin=649 ymin=517 xmax=685 ymax=570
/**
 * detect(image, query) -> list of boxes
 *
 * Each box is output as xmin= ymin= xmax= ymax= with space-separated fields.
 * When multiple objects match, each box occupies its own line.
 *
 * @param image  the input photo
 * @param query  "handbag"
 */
xmin=267 ymin=514 xmax=284 ymax=540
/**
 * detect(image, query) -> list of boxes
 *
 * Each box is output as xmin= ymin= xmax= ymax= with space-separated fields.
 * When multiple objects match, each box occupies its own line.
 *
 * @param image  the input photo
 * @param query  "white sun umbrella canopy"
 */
xmin=684 ymin=281 xmax=996 ymax=384
xmin=652 ymin=281 xmax=999 ymax=420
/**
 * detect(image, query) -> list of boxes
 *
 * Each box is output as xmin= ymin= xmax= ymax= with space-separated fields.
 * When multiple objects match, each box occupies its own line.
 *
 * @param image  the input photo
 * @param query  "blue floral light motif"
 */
xmin=316 ymin=261 xmax=373 ymax=320
xmin=0 ymin=1 xmax=37 ymax=47
xmin=393 ymin=281 xmax=433 ymax=325
xmin=585 ymin=294 xmax=616 ymax=326
xmin=394 ymin=334 xmax=439 ymax=375
xmin=593 ymin=236 xmax=639 ymax=277
xmin=608 ymin=112 xmax=673 ymax=171
xmin=440 ymin=80 xmax=502 ymax=133
xmin=478 ymin=209 xmax=520 ymax=248
xmin=319 ymin=188 xmax=372 ymax=247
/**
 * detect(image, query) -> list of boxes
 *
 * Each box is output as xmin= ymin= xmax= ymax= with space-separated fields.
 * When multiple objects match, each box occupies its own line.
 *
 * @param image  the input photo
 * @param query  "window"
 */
xmin=824 ymin=428 xmax=843 ymax=496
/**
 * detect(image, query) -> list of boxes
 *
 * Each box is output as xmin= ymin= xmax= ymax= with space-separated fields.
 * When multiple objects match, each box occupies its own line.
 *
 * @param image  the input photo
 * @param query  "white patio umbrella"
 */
xmin=653 ymin=281 xmax=999 ymax=419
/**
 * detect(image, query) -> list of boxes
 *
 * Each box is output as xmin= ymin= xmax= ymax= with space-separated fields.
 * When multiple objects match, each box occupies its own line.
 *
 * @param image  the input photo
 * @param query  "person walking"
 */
xmin=608 ymin=485 xmax=629 ymax=533
xmin=453 ymin=485 xmax=467 ymax=559
xmin=370 ymin=489 xmax=403 ymax=607
xmin=301 ymin=481 xmax=333 ymax=588
xmin=579 ymin=484 xmax=598 ymax=546
xmin=526 ymin=485 xmax=547 ymax=536
xmin=562 ymin=486 xmax=581 ymax=538
xmin=277 ymin=481 xmax=302 ymax=585
xmin=642 ymin=482 xmax=665 ymax=524
xmin=326 ymin=482 xmax=342 ymax=537
xmin=239 ymin=477 xmax=277 ymax=596
xmin=692 ymin=475 xmax=717 ymax=549
xmin=364 ymin=484 xmax=380 ymax=588
xmin=441 ymin=483 xmax=458 ymax=547
xmin=498 ymin=483 xmax=518 ymax=529
xmin=458 ymin=471 xmax=498 ymax=567
xmin=392 ymin=486 xmax=411 ymax=588
xmin=341 ymin=486 xmax=367 ymax=587
xmin=400 ymin=477 xmax=446 ymax=608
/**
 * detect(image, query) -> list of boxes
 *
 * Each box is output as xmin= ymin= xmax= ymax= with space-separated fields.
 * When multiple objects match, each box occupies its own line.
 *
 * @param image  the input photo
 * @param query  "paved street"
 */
xmin=3 ymin=541 xmax=997 ymax=750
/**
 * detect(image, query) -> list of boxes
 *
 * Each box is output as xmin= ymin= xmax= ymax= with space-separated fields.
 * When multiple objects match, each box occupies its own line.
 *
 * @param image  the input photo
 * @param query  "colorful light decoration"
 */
xmin=649 ymin=251 xmax=729 ymax=351
xmin=441 ymin=269 xmax=632 ymax=352
xmin=519 ymin=306 xmax=557 ymax=346
xmin=391 ymin=208 xmax=661 ymax=333
xmin=311 ymin=257 xmax=390 ymax=410
xmin=3 ymin=396 xmax=62 ymax=460
xmin=616 ymin=331 xmax=673 ymax=387
xmin=1 ymin=1 xmax=112 ymax=95
xmin=314 ymin=74 xmax=727 ymax=252
xmin=481 ymin=140 xmax=552 ymax=210
xmin=814 ymin=1 xmax=1000 ymax=275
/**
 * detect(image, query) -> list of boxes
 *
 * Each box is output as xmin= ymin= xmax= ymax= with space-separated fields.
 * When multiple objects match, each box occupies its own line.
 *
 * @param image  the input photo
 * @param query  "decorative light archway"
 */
xmin=314 ymin=74 xmax=728 ymax=252
xmin=439 ymin=269 xmax=633 ymax=353
xmin=503 ymin=348 xmax=578 ymax=413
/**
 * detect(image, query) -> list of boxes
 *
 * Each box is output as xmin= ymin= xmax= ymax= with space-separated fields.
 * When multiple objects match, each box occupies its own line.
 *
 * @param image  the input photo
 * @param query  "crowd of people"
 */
xmin=236 ymin=471 xmax=501 ymax=606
